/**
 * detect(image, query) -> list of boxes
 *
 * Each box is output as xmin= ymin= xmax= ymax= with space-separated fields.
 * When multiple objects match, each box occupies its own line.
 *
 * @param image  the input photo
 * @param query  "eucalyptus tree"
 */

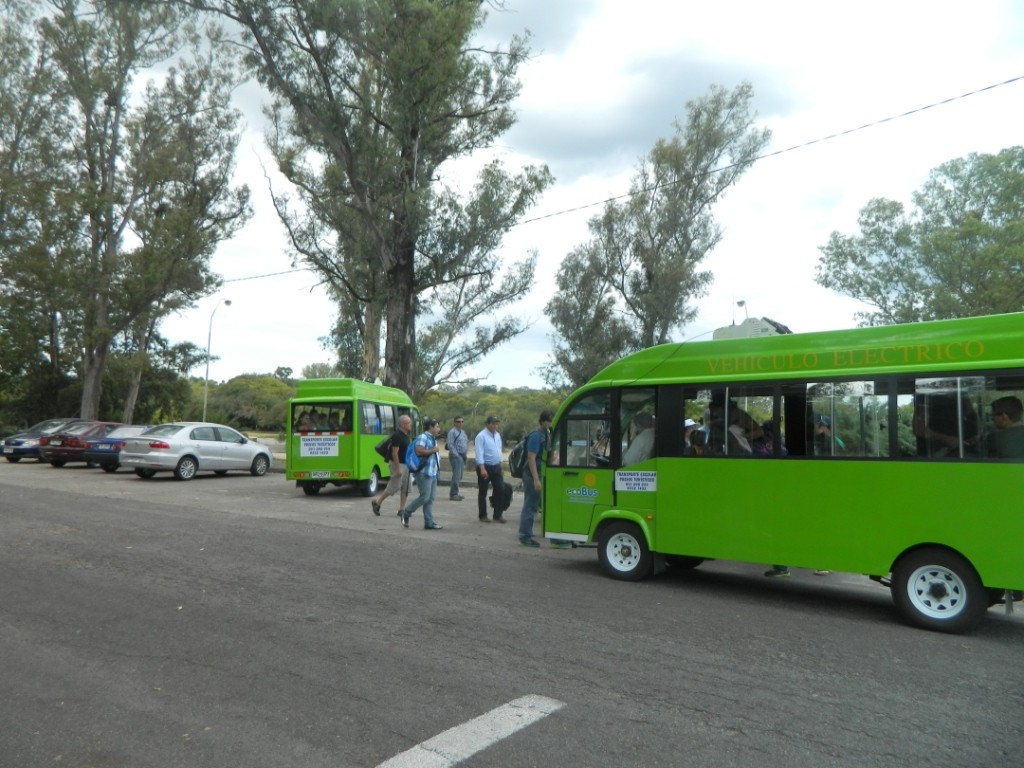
xmin=0 ymin=0 xmax=251 ymax=421
xmin=817 ymin=147 xmax=1024 ymax=325
xmin=544 ymin=83 xmax=770 ymax=383
xmin=182 ymin=0 xmax=552 ymax=396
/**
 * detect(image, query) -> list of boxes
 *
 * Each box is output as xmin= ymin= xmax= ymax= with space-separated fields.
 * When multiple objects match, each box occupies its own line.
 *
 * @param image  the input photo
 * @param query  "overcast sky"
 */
xmin=161 ymin=0 xmax=1024 ymax=390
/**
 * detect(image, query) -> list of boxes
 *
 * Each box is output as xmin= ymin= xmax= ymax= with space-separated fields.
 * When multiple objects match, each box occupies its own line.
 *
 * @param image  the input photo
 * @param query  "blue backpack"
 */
xmin=405 ymin=440 xmax=422 ymax=472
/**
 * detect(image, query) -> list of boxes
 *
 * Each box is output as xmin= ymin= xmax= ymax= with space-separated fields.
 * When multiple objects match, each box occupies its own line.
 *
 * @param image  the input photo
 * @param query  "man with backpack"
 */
xmin=518 ymin=409 xmax=568 ymax=548
xmin=401 ymin=418 xmax=444 ymax=530
xmin=371 ymin=415 xmax=412 ymax=518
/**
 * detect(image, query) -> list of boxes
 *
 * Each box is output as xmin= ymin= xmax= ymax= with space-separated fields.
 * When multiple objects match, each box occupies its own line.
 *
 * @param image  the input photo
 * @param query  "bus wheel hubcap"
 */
xmin=609 ymin=534 xmax=640 ymax=571
xmin=907 ymin=565 xmax=965 ymax=618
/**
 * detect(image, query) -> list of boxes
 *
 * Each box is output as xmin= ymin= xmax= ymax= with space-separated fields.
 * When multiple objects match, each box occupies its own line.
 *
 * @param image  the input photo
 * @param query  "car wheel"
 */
xmin=5 ymin=456 xmax=21 ymax=463
xmin=250 ymin=454 xmax=270 ymax=477
xmin=50 ymin=460 xmax=66 ymax=467
xmin=174 ymin=456 xmax=199 ymax=481
xmin=101 ymin=464 xmax=118 ymax=473
xmin=135 ymin=468 xmax=157 ymax=479
xmin=598 ymin=521 xmax=653 ymax=581
xmin=361 ymin=467 xmax=380 ymax=496
xmin=891 ymin=547 xmax=986 ymax=633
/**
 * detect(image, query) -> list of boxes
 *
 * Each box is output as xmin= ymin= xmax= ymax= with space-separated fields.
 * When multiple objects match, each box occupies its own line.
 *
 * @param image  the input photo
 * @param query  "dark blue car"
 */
xmin=1 ymin=418 xmax=83 ymax=462
xmin=83 ymin=425 xmax=150 ymax=472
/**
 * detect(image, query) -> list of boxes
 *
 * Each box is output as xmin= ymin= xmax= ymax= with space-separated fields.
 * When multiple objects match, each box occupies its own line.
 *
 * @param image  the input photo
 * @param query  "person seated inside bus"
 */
xmin=913 ymin=393 xmax=979 ymax=457
xmin=752 ymin=420 xmax=786 ymax=457
xmin=294 ymin=410 xmax=311 ymax=432
xmin=726 ymin=408 xmax=761 ymax=455
xmin=682 ymin=418 xmax=698 ymax=455
xmin=812 ymin=415 xmax=845 ymax=456
xmin=326 ymin=412 xmax=340 ymax=432
xmin=622 ymin=412 xmax=655 ymax=464
xmin=987 ymin=395 xmax=1024 ymax=459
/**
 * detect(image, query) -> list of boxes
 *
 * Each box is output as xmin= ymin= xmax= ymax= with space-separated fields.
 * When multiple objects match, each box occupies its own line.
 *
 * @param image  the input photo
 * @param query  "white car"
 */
xmin=120 ymin=422 xmax=272 ymax=480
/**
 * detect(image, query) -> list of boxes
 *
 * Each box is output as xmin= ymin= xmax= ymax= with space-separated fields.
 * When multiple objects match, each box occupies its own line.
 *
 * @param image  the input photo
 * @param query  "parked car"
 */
xmin=39 ymin=421 xmax=123 ymax=467
xmin=1 ymin=418 xmax=84 ymax=462
xmin=83 ymin=425 xmax=150 ymax=473
xmin=120 ymin=422 xmax=272 ymax=480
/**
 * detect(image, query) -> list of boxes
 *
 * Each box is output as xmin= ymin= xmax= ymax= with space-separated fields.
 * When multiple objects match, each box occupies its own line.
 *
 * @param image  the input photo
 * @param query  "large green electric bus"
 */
xmin=542 ymin=313 xmax=1024 ymax=633
xmin=286 ymin=379 xmax=419 ymax=497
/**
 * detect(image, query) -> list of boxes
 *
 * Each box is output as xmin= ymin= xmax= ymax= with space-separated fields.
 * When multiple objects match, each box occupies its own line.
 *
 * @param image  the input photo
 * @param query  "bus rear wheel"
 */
xmin=891 ymin=548 xmax=986 ymax=634
xmin=598 ymin=521 xmax=652 ymax=581
xmin=361 ymin=468 xmax=380 ymax=497
xmin=301 ymin=482 xmax=321 ymax=496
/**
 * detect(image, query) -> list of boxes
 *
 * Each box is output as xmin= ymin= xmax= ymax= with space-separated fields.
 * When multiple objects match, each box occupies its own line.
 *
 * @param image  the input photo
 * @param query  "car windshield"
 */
xmin=107 ymin=426 xmax=147 ymax=438
xmin=29 ymin=419 xmax=74 ymax=434
xmin=142 ymin=424 xmax=189 ymax=437
xmin=63 ymin=422 xmax=98 ymax=435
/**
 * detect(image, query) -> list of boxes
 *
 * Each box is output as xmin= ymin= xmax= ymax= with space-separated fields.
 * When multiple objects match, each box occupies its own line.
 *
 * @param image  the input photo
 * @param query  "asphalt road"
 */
xmin=1 ymin=459 xmax=1022 ymax=768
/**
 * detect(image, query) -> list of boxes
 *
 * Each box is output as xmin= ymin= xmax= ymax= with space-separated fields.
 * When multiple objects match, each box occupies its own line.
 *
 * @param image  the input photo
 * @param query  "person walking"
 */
xmin=371 ymin=414 xmax=412 ymax=519
xmin=446 ymin=416 xmax=468 ymax=500
xmin=475 ymin=415 xmax=506 ymax=522
xmin=402 ymin=418 xmax=444 ymax=530
xmin=518 ymin=409 xmax=569 ymax=548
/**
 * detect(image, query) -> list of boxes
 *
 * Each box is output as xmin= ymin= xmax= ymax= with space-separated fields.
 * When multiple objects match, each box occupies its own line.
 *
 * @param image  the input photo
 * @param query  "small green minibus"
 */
xmin=286 ymin=378 xmax=419 ymax=497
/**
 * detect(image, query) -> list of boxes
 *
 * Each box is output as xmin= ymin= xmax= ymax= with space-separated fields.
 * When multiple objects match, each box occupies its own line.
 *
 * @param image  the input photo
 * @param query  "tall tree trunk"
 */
xmin=122 ymin=367 xmax=142 ymax=424
xmin=79 ymin=343 xmax=109 ymax=420
xmin=383 ymin=243 xmax=416 ymax=396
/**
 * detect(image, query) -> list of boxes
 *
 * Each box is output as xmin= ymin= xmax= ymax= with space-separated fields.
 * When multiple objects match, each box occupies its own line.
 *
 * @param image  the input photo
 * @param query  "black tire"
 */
xmin=891 ymin=548 xmax=987 ymax=633
xmin=174 ymin=456 xmax=198 ymax=481
xmin=598 ymin=521 xmax=653 ymax=581
xmin=134 ymin=468 xmax=157 ymax=479
xmin=250 ymin=454 xmax=270 ymax=477
xmin=101 ymin=464 xmax=118 ymax=473
xmin=361 ymin=467 xmax=380 ymax=497
xmin=5 ymin=456 xmax=21 ymax=463
xmin=301 ymin=482 xmax=322 ymax=496
xmin=214 ymin=470 xmax=228 ymax=476
xmin=49 ymin=460 xmax=66 ymax=467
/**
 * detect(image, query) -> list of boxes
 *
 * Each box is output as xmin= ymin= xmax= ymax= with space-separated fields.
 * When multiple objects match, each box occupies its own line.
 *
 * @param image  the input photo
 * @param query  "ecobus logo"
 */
xmin=565 ymin=486 xmax=599 ymax=502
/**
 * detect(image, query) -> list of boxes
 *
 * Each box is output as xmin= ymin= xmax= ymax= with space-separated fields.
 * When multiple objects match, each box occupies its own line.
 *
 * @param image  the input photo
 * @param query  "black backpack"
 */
xmin=374 ymin=435 xmax=392 ymax=460
xmin=508 ymin=436 xmax=529 ymax=478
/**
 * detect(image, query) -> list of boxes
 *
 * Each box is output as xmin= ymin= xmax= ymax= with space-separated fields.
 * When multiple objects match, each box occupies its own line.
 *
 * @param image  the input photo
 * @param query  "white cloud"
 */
xmin=163 ymin=0 xmax=1024 ymax=390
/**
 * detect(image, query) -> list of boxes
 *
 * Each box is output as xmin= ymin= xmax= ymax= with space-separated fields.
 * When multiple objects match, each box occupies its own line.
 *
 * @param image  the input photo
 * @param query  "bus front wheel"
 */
xmin=361 ymin=468 xmax=380 ymax=497
xmin=891 ymin=548 xmax=986 ymax=634
xmin=598 ymin=522 xmax=653 ymax=581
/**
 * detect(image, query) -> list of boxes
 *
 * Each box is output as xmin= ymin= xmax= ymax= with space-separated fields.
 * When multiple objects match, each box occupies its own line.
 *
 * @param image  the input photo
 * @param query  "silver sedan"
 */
xmin=120 ymin=422 xmax=272 ymax=480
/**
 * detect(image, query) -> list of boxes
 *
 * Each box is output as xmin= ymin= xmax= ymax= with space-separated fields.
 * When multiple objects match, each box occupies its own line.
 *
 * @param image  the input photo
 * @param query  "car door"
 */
xmin=189 ymin=426 xmax=223 ymax=469
xmin=216 ymin=426 xmax=252 ymax=470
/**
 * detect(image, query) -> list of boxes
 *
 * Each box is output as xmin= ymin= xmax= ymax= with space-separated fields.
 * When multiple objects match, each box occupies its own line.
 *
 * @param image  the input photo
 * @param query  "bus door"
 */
xmin=545 ymin=396 xmax=616 ymax=542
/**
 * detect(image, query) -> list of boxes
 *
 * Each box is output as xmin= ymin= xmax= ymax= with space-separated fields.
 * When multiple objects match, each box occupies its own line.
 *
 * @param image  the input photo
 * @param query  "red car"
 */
xmin=39 ymin=421 xmax=123 ymax=467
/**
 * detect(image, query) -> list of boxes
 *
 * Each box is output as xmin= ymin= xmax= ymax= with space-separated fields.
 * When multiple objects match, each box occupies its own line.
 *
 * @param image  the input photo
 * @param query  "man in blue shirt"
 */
xmin=474 ymin=415 xmax=506 ymax=522
xmin=446 ymin=416 xmax=468 ymax=500
xmin=519 ymin=410 xmax=563 ymax=547
xmin=402 ymin=419 xmax=444 ymax=530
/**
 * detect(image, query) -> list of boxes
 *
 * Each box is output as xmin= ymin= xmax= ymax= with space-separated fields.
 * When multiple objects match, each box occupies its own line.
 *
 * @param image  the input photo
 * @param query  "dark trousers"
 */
xmin=477 ymin=464 xmax=505 ymax=519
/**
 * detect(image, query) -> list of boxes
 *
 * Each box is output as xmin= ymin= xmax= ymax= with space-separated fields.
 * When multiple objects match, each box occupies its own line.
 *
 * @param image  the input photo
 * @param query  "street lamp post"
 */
xmin=202 ymin=299 xmax=232 ymax=422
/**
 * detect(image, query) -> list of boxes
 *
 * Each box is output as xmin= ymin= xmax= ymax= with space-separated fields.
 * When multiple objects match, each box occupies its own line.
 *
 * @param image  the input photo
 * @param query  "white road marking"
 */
xmin=376 ymin=694 xmax=566 ymax=768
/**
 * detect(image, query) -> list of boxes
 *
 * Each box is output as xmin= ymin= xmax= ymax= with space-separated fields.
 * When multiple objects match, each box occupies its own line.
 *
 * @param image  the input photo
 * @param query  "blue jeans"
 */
xmin=405 ymin=472 xmax=437 ymax=527
xmin=518 ymin=479 xmax=540 ymax=542
xmin=448 ymin=453 xmax=465 ymax=498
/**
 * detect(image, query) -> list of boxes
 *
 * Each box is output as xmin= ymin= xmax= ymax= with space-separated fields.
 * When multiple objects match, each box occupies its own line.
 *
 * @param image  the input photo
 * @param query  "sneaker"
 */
xmin=450 ymin=495 xmax=464 ymax=501
xmin=549 ymin=540 xmax=572 ymax=549
xmin=813 ymin=569 xmax=831 ymax=576
xmin=764 ymin=567 xmax=790 ymax=578
xmin=371 ymin=500 xmax=381 ymax=516
xmin=519 ymin=538 xmax=540 ymax=547
xmin=493 ymin=516 xmax=507 ymax=524
xmin=401 ymin=512 xmax=409 ymax=528
xmin=424 ymin=523 xmax=443 ymax=530
xmin=397 ymin=508 xmax=404 ymax=518
xmin=479 ymin=517 xmax=491 ymax=523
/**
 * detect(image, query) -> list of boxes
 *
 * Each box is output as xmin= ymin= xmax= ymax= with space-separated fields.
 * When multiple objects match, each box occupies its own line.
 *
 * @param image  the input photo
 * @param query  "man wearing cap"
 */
xmin=474 ymin=415 xmax=506 ymax=522
xmin=683 ymin=418 xmax=698 ymax=455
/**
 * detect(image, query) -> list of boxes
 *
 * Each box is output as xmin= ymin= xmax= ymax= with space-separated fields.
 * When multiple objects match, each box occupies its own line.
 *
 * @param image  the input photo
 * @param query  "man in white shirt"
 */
xmin=474 ymin=415 xmax=506 ymax=522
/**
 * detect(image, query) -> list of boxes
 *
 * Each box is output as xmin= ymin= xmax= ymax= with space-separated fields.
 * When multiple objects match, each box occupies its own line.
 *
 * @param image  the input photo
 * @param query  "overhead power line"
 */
xmin=222 ymin=74 xmax=1024 ymax=282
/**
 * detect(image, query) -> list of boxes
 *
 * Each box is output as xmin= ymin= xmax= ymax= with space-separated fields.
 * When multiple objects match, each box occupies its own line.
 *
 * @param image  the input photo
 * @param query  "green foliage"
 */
xmin=817 ymin=147 xmax=1024 ymax=325
xmin=201 ymin=0 xmax=548 ymax=396
xmin=418 ymin=386 xmax=563 ymax=445
xmin=544 ymin=83 xmax=770 ymax=386
xmin=204 ymin=374 xmax=294 ymax=431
